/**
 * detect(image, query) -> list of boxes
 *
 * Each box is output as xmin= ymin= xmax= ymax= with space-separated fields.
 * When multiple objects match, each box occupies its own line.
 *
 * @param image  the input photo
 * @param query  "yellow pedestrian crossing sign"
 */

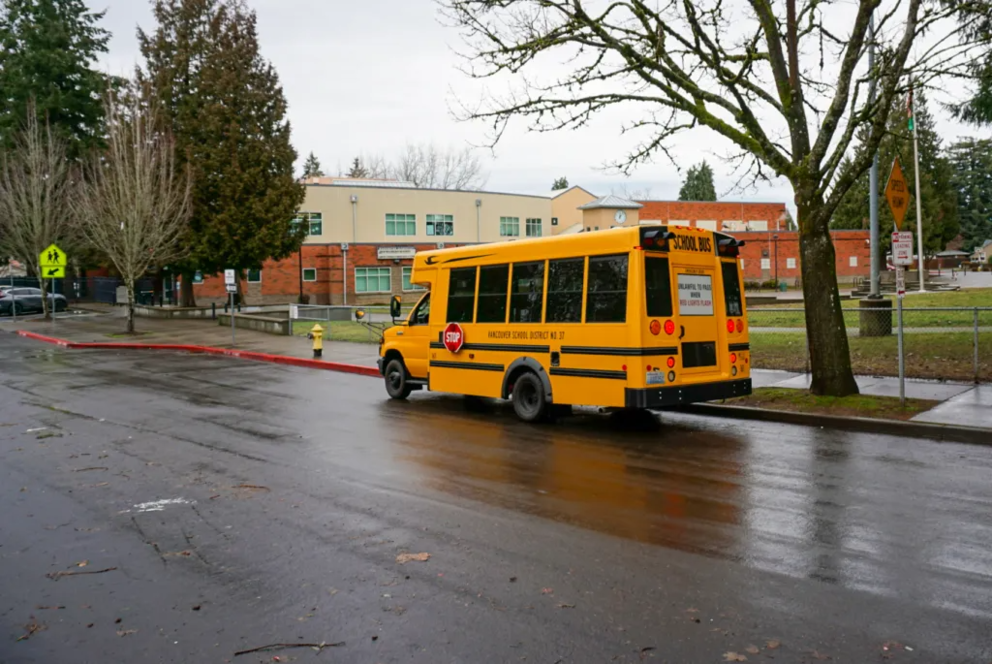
xmin=39 ymin=243 xmax=67 ymax=278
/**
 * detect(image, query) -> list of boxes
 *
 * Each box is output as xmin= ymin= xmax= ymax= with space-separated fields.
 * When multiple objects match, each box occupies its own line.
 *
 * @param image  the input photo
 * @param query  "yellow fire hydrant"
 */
xmin=307 ymin=323 xmax=324 ymax=358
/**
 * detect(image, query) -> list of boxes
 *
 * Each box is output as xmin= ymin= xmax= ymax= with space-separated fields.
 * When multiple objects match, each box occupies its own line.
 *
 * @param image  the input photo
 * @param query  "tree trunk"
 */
xmin=125 ymin=279 xmax=135 ymax=334
xmin=180 ymin=271 xmax=196 ymax=307
xmin=41 ymin=276 xmax=51 ymax=320
xmin=797 ymin=193 xmax=860 ymax=396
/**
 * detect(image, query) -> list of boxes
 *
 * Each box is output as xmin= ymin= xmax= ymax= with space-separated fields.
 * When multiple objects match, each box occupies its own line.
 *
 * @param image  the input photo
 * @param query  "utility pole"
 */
xmin=910 ymin=76 xmax=925 ymax=292
xmin=868 ymin=12 xmax=881 ymax=298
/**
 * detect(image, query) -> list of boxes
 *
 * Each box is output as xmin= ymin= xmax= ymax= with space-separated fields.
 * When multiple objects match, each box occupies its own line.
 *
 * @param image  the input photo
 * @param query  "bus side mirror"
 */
xmin=389 ymin=295 xmax=401 ymax=322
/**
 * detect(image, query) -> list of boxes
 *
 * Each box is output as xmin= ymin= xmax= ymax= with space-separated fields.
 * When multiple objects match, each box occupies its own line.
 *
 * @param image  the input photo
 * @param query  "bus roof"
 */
xmin=413 ymin=226 xmax=739 ymax=268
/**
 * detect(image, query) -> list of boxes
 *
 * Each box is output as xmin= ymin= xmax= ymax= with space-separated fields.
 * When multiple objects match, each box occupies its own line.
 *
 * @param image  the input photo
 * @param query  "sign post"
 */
xmin=892 ymin=231 xmax=913 ymax=406
xmin=225 ymin=269 xmax=236 ymax=347
xmin=38 ymin=243 xmax=67 ymax=322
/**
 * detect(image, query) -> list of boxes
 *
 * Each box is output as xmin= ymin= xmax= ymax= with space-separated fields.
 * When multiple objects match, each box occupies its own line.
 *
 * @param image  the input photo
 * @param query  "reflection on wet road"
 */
xmin=381 ymin=394 xmax=992 ymax=619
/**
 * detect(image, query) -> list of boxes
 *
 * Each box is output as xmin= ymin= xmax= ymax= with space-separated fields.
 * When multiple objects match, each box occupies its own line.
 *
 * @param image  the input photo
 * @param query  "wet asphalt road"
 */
xmin=1 ymin=335 xmax=991 ymax=664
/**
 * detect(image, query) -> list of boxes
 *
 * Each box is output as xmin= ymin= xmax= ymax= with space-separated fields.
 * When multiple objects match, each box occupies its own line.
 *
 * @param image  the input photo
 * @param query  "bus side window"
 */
xmin=586 ymin=254 xmax=628 ymax=323
xmin=477 ymin=265 xmax=509 ymax=323
xmin=645 ymin=256 xmax=673 ymax=318
xmin=510 ymin=261 xmax=544 ymax=323
xmin=721 ymin=261 xmax=743 ymax=317
xmin=547 ymin=258 xmax=583 ymax=323
xmin=447 ymin=267 xmax=477 ymax=323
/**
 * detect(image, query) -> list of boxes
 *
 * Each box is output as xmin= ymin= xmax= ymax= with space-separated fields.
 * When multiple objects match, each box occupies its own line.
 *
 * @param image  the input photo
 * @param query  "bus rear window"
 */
xmin=721 ymin=261 xmax=743 ymax=317
xmin=644 ymin=256 xmax=673 ymax=318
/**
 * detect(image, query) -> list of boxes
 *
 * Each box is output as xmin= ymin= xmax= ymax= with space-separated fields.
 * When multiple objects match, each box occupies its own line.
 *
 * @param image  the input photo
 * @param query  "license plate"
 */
xmin=646 ymin=371 xmax=666 ymax=385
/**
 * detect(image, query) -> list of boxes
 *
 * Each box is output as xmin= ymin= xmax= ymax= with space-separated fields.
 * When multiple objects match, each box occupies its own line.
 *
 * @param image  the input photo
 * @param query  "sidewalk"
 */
xmin=3 ymin=309 xmax=988 ymax=432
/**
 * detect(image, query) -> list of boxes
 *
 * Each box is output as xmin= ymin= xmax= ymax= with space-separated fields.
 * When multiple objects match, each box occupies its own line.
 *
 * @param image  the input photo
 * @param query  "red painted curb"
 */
xmin=15 ymin=330 xmax=381 ymax=378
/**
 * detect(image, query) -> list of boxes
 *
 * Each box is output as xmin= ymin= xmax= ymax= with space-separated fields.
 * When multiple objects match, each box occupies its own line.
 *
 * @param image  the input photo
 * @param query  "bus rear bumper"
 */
xmin=625 ymin=378 xmax=752 ymax=409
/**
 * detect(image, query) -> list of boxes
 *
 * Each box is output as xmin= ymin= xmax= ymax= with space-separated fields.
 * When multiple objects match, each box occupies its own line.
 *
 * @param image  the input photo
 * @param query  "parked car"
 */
xmin=0 ymin=287 xmax=67 ymax=315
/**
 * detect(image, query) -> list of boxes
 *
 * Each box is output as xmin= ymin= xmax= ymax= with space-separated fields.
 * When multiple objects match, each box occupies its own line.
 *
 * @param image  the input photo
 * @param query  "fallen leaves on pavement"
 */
xmin=723 ymin=652 xmax=747 ymax=662
xmin=766 ymin=640 xmax=780 ymax=649
xmin=396 ymin=552 xmax=430 ymax=564
xmin=744 ymin=645 xmax=759 ymax=654
xmin=16 ymin=617 xmax=45 ymax=641
xmin=116 ymin=629 xmax=138 ymax=637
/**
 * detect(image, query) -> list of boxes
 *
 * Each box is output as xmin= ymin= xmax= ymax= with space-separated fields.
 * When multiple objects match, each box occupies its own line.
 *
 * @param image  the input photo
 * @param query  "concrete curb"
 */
xmin=681 ymin=403 xmax=991 ymax=446
xmin=15 ymin=330 xmax=381 ymax=378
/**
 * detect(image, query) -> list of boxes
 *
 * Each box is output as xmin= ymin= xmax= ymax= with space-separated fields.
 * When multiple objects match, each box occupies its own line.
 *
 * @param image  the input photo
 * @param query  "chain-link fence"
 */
xmin=747 ymin=306 xmax=992 ymax=382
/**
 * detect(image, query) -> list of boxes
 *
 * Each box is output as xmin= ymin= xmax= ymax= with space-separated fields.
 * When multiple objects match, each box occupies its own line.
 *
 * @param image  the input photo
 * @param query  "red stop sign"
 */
xmin=442 ymin=322 xmax=465 ymax=353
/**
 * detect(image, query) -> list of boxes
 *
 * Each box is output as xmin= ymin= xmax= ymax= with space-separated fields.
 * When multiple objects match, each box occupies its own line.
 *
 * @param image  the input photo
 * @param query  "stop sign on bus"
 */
xmin=443 ymin=322 xmax=464 ymax=353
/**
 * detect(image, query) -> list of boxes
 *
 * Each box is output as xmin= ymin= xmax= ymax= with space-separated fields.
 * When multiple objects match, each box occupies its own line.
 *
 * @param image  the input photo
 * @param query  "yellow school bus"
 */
xmin=376 ymin=225 xmax=751 ymax=421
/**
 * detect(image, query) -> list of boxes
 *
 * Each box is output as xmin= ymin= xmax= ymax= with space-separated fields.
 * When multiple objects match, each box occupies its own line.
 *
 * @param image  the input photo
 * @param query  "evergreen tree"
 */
xmin=551 ymin=176 xmax=569 ymax=190
xmin=949 ymin=138 xmax=992 ymax=251
xmin=139 ymin=0 xmax=305 ymax=304
xmin=831 ymin=93 xmax=959 ymax=259
xmin=677 ymin=162 xmax=717 ymax=201
xmin=0 ymin=0 xmax=111 ymax=159
xmin=347 ymin=157 xmax=368 ymax=178
xmin=302 ymin=151 xmax=324 ymax=178
xmin=951 ymin=1 xmax=992 ymax=125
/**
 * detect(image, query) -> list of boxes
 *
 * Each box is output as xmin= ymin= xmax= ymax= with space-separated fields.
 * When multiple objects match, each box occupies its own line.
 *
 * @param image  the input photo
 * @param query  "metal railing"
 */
xmin=746 ymin=306 xmax=992 ymax=383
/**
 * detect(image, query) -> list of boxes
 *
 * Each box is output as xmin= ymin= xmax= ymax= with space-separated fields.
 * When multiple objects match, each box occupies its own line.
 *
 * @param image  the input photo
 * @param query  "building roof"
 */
xmin=551 ymin=185 xmax=597 ymax=199
xmin=302 ymin=176 xmax=419 ymax=188
xmin=576 ymin=194 xmax=643 ymax=210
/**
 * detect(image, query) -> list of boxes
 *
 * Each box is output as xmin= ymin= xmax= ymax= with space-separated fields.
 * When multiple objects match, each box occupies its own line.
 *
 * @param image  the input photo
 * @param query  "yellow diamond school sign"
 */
xmin=885 ymin=157 xmax=910 ymax=231
xmin=39 ymin=243 xmax=67 ymax=278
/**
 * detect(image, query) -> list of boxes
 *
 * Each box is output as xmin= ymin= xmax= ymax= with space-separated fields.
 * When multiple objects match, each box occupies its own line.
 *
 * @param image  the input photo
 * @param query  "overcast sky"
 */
xmin=90 ymin=0 xmax=981 ymax=208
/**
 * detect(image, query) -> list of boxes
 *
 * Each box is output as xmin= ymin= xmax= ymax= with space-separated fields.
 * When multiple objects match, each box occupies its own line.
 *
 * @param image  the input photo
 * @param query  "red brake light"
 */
xmin=664 ymin=320 xmax=675 ymax=335
xmin=730 ymin=353 xmax=737 ymax=364
xmin=666 ymin=356 xmax=675 ymax=368
xmin=736 ymin=319 xmax=744 ymax=333
xmin=650 ymin=320 xmax=661 ymax=335
xmin=726 ymin=319 xmax=735 ymax=333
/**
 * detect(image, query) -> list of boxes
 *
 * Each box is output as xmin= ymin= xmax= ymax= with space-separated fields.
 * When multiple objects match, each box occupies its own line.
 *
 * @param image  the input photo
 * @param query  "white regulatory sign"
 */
xmin=226 ymin=283 xmax=237 ymax=294
xmin=895 ymin=266 xmax=906 ymax=299
xmin=892 ymin=231 xmax=914 ymax=266
xmin=677 ymin=273 xmax=714 ymax=316
xmin=224 ymin=269 xmax=236 ymax=285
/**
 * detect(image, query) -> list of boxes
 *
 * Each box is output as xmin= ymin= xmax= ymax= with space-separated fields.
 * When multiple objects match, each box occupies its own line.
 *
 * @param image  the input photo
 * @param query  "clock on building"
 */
xmin=614 ymin=209 xmax=627 ymax=224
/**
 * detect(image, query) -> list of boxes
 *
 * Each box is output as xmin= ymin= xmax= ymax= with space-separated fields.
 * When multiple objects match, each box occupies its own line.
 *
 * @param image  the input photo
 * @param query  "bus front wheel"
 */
xmin=384 ymin=359 xmax=412 ymax=400
xmin=512 ymin=372 xmax=547 ymax=422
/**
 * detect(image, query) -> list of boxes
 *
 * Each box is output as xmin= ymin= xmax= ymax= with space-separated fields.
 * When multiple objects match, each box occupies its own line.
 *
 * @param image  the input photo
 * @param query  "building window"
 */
xmin=786 ymin=258 xmax=796 ymax=269
xmin=402 ymin=266 xmax=426 ymax=292
xmin=500 ymin=216 xmax=520 ymax=237
xmin=526 ymin=218 xmax=542 ymax=237
xmin=849 ymin=256 xmax=858 ymax=267
xmin=385 ymin=213 xmax=416 ymax=236
xmin=355 ymin=267 xmax=391 ymax=293
xmin=247 ymin=269 xmax=261 ymax=283
xmin=760 ymin=258 xmax=771 ymax=270
xmin=292 ymin=211 xmax=322 ymax=236
xmin=302 ymin=268 xmax=317 ymax=282
xmin=426 ymin=214 xmax=454 ymax=236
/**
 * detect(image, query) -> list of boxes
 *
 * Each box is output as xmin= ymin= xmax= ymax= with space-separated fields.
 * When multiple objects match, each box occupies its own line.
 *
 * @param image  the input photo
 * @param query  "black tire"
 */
xmin=511 ymin=371 xmax=548 ymax=423
xmin=12 ymin=302 xmax=21 ymax=316
xmin=384 ymin=358 xmax=412 ymax=400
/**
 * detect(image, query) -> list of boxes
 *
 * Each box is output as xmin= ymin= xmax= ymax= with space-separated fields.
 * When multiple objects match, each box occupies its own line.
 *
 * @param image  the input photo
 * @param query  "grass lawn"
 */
xmin=292 ymin=320 xmax=383 ymax=343
xmin=727 ymin=387 xmax=938 ymax=421
xmin=748 ymin=287 xmax=992 ymax=328
xmin=750 ymin=331 xmax=991 ymax=382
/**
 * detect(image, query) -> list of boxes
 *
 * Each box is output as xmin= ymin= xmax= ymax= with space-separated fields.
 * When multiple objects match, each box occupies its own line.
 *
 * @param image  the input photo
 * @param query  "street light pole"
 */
xmin=868 ymin=12 xmax=881 ymax=298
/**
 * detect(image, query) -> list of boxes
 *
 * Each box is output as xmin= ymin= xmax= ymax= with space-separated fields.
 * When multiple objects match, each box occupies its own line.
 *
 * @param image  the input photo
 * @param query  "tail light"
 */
xmin=736 ymin=319 xmax=744 ymax=333
xmin=726 ymin=319 xmax=735 ymax=333
xmin=730 ymin=353 xmax=737 ymax=364
xmin=666 ymin=357 xmax=675 ymax=368
xmin=650 ymin=320 xmax=661 ymax=335
xmin=664 ymin=320 xmax=675 ymax=335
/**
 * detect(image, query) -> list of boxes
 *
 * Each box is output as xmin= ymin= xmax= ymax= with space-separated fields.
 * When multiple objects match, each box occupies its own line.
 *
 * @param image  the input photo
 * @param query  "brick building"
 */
xmin=190 ymin=181 xmax=869 ymax=304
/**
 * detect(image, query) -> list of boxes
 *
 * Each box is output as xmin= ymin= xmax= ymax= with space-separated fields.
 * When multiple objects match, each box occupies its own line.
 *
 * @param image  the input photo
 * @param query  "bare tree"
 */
xmin=393 ymin=143 xmax=488 ymax=190
xmin=75 ymin=92 xmax=192 ymax=334
xmin=443 ymin=0 xmax=984 ymax=396
xmin=0 ymin=105 xmax=75 ymax=320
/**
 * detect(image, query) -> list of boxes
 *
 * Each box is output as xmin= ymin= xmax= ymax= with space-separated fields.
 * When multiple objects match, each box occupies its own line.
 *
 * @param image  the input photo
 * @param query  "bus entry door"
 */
xmin=673 ymin=267 xmax=719 ymax=375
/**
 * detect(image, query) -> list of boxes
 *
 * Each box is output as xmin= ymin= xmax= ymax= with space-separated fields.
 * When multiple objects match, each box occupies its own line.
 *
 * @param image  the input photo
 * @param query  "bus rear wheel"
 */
xmin=512 ymin=371 xmax=547 ymax=422
xmin=384 ymin=359 xmax=412 ymax=400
